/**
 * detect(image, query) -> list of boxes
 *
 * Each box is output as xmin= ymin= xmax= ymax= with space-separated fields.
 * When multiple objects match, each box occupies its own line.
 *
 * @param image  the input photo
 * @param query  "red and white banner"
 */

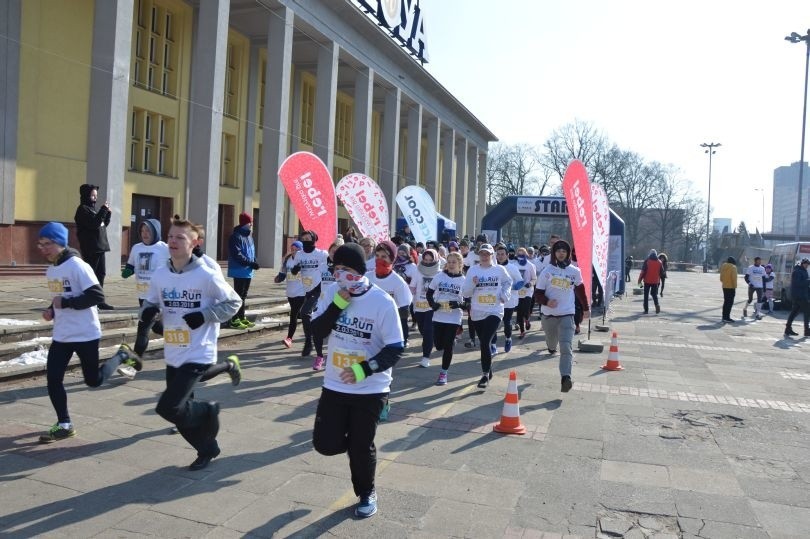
xmin=278 ymin=152 xmax=336 ymax=250
xmin=336 ymin=173 xmax=390 ymax=243
xmin=562 ymin=160 xmax=593 ymax=303
xmin=395 ymin=186 xmax=438 ymax=243
xmin=591 ymin=183 xmax=610 ymax=289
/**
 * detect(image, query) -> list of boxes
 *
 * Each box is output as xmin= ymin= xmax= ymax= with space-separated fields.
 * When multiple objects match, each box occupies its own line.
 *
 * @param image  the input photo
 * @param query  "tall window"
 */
xmin=130 ymin=108 xmax=174 ymax=176
xmin=300 ymin=78 xmax=315 ymax=146
xmin=220 ymin=134 xmax=237 ymax=187
xmin=224 ymin=42 xmax=241 ymax=118
xmin=334 ymin=98 xmax=353 ymax=159
xmin=256 ymin=143 xmax=263 ymax=192
xmin=132 ymin=0 xmax=178 ymax=97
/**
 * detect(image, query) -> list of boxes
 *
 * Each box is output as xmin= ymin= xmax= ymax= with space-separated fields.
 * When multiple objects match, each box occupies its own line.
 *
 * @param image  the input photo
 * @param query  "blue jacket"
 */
xmin=227 ymin=225 xmax=256 ymax=279
xmin=790 ymin=263 xmax=810 ymax=302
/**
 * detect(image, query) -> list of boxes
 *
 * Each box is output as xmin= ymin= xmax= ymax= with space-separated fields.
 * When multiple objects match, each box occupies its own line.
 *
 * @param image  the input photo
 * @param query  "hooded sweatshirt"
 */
xmin=74 ymin=184 xmax=111 ymax=255
xmin=227 ymin=224 xmax=256 ymax=279
xmin=125 ymin=219 xmax=169 ymax=298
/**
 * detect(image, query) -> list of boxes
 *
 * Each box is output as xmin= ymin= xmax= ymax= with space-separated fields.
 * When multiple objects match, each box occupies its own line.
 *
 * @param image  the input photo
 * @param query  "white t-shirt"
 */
xmin=395 ymin=262 xmax=419 ymax=286
xmin=502 ymin=262 xmax=523 ymax=309
xmin=533 ymin=255 xmax=552 ymax=289
xmin=536 ymin=263 xmax=583 ymax=316
xmin=745 ymin=264 xmax=766 ymax=288
xmin=764 ymin=271 xmax=775 ymax=290
xmin=313 ymin=282 xmax=403 ymax=395
xmin=365 ymin=256 xmax=376 ymax=273
xmin=428 ymin=271 xmax=465 ymax=325
xmin=283 ymin=256 xmax=305 ymax=298
xmin=366 ymin=270 xmax=413 ymax=308
xmin=47 ymin=254 xmax=102 ymax=342
xmin=412 ymin=270 xmax=437 ymax=312
xmin=145 ymin=261 xmax=241 ymax=367
xmin=294 ymin=249 xmax=329 ymax=292
xmin=516 ymin=260 xmax=537 ymax=301
xmin=463 ymin=251 xmax=479 ymax=269
xmin=462 ymin=264 xmax=512 ymax=321
xmin=198 ymin=253 xmax=221 ymax=273
xmin=127 ymin=241 xmax=169 ymax=299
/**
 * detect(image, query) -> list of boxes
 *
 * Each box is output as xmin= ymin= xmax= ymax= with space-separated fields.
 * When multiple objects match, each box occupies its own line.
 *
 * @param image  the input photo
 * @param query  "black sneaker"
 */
xmin=477 ymin=375 xmax=489 ymax=389
xmin=785 ymin=328 xmax=799 ymax=336
xmin=189 ymin=447 xmax=221 ymax=471
xmin=561 ymin=376 xmax=573 ymax=393
xmin=98 ymin=303 xmax=114 ymax=310
xmin=226 ymin=355 xmax=242 ymax=386
xmin=39 ymin=424 xmax=76 ymax=444
xmin=301 ymin=341 xmax=313 ymax=357
xmin=464 ymin=339 xmax=477 ymax=349
xmin=548 ymin=349 xmax=557 ymax=356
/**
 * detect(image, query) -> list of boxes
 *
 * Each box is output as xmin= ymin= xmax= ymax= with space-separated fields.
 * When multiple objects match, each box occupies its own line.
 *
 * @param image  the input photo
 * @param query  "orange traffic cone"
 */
xmin=493 ymin=370 xmax=527 ymax=435
xmin=602 ymin=331 xmax=624 ymax=371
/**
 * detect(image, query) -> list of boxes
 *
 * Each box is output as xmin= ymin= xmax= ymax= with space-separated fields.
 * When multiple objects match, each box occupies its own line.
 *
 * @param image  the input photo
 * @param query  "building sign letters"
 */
xmin=354 ymin=0 xmax=429 ymax=64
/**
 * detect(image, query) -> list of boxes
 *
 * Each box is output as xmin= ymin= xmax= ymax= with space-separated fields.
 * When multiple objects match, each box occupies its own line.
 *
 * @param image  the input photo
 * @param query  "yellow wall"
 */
xmin=16 ymin=0 xmax=94 ymax=221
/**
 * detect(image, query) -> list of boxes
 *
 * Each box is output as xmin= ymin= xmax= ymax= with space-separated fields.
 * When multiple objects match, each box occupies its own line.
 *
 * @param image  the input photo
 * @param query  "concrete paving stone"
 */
xmin=667 ymin=466 xmax=744 ymax=496
xmin=725 ymin=453 xmax=799 ymax=480
xmin=419 ymin=497 xmax=513 ymax=538
xmin=110 ymin=509 xmax=215 ymax=538
xmin=0 ymin=451 xmax=49 ymax=478
xmin=673 ymin=491 xmax=760 ymax=526
xmin=513 ymin=497 xmax=578 ymax=531
xmin=604 ymin=403 xmax=656 ymax=418
xmin=27 ymin=454 xmax=157 ymax=494
xmin=150 ymin=478 xmax=261 ymax=526
xmin=0 ymin=477 xmax=78 ymax=527
xmin=540 ymin=435 xmax=603 ymax=459
xmin=691 ymin=520 xmax=770 ymax=539
xmin=598 ymin=482 xmax=677 ymax=516
xmin=750 ymin=500 xmax=810 ymax=537
xmin=737 ymin=475 xmax=810 ymax=508
xmin=224 ymin=498 xmax=328 ymax=538
xmin=600 ymin=460 xmax=669 ymax=488
xmin=546 ymin=409 xmax=604 ymax=441
xmin=598 ymin=516 xmax=632 ymax=535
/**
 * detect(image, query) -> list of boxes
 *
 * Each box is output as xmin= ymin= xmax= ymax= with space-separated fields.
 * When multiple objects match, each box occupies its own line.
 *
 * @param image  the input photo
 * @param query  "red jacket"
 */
xmin=638 ymin=258 xmax=663 ymax=285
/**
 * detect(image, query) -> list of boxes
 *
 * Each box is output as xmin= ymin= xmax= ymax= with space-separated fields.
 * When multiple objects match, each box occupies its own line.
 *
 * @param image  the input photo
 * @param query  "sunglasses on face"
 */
xmin=334 ymin=269 xmax=364 ymax=281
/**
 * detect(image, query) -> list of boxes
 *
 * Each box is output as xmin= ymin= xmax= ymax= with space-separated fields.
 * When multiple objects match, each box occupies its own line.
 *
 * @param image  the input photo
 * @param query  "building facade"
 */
xmin=772 ymin=161 xmax=810 ymax=236
xmin=0 ymin=0 xmax=496 ymax=267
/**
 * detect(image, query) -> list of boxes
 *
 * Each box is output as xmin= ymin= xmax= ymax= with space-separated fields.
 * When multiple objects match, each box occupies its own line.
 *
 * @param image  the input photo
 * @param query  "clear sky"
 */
xmin=421 ymin=0 xmax=810 ymax=234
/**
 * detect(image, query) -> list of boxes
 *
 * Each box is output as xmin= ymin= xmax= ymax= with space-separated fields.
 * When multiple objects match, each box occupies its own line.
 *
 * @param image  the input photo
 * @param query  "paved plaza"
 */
xmin=1 ymin=270 xmax=810 ymax=538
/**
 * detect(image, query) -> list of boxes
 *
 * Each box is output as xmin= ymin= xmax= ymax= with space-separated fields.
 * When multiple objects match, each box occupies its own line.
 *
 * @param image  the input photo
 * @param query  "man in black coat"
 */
xmin=784 ymin=258 xmax=810 ymax=337
xmin=74 ymin=183 xmax=113 ymax=309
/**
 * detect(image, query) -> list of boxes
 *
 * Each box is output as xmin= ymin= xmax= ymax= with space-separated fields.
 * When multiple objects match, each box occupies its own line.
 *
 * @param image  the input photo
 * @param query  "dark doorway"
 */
xmin=217 ymin=204 xmax=235 ymax=261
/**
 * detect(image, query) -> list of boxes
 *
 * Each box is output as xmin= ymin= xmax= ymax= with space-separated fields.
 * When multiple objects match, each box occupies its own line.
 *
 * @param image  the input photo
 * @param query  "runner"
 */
xmin=275 ymin=240 xmax=305 ymax=348
xmin=427 ymin=252 xmax=466 ymax=385
xmin=412 ymin=248 xmax=441 ymax=367
xmin=291 ymin=230 xmax=329 ymax=369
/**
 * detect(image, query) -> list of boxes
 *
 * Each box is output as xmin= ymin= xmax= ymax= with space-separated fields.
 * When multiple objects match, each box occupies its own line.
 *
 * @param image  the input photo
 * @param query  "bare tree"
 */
xmin=485 ymin=143 xmax=547 ymax=206
xmin=540 ymin=119 xmax=609 ymax=183
xmin=648 ymin=164 xmax=688 ymax=252
xmin=681 ymin=197 xmax=705 ymax=263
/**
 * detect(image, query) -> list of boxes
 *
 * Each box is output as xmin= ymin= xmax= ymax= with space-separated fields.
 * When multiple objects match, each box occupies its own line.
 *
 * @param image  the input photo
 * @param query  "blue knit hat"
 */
xmin=39 ymin=222 xmax=69 ymax=247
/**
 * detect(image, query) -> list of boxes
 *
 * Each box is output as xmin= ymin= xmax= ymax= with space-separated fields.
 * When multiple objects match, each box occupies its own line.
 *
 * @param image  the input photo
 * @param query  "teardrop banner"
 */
xmin=278 ymin=151 xmax=337 ymax=250
xmin=591 ymin=183 xmax=610 ymax=289
xmin=395 ymin=185 xmax=437 ymax=244
xmin=562 ymin=160 xmax=593 ymax=303
xmin=336 ymin=173 xmax=390 ymax=243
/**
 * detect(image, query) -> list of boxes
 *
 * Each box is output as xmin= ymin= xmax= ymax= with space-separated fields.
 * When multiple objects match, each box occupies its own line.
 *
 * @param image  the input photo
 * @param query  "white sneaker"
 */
xmin=117 ymin=365 xmax=137 ymax=379
xmin=419 ymin=357 xmax=430 ymax=368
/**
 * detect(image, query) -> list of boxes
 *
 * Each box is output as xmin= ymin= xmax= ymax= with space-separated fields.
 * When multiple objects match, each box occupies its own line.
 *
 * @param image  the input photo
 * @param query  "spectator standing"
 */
xmin=719 ymin=256 xmax=738 ymax=323
xmin=227 ymin=212 xmax=259 ymax=329
xmin=658 ymin=253 xmax=669 ymax=296
xmin=638 ymin=249 xmax=663 ymax=314
xmin=74 ymin=184 xmax=113 ymax=309
xmin=784 ymin=258 xmax=810 ymax=337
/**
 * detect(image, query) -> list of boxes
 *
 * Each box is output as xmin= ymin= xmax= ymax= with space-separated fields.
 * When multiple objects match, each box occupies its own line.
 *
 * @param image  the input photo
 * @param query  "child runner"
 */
xmin=427 ymin=252 xmax=466 ymax=385
xmin=412 ymin=248 xmax=441 ymax=367
xmin=275 ymin=241 xmax=305 ymax=349
xmin=310 ymin=243 xmax=404 ymax=518
xmin=514 ymin=247 xmax=537 ymax=339
xmin=366 ymin=240 xmax=413 ymax=347
xmin=291 ymin=230 xmax=329 ymax=369
xmin=495 ymin=244 xmax=522 ymax=354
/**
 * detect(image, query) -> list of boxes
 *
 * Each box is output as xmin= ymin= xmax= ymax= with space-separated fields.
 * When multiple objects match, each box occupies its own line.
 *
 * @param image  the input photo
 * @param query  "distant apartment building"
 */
xmin=713 ymin=218 xmax=732 ymax=234
xmin=772 ymin=161 xmax=810 ymax=236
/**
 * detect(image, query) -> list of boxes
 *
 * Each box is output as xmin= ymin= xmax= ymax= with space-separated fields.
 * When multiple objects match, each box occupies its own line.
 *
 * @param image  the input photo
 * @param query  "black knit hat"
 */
xmin=552 ymin=239 xmax=571 ymax=258
xmin=333 ymin=243 xmax=367 ymax=275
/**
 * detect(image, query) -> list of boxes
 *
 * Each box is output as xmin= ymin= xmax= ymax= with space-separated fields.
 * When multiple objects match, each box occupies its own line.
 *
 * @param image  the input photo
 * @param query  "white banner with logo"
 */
xmin=395 ymin=186 xmax=437 ymax=243
xmin=336 ymin=173 xmax=390 ymax=243
xmin=591 ymin=183 xmax=610 ymax=287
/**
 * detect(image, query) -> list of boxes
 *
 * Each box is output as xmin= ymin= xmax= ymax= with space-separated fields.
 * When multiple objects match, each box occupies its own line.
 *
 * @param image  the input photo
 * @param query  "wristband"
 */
xmin=350 ymin=362 xmax=366 ymax=382
xmin=333 ymin=292 xmax=349 ymax=309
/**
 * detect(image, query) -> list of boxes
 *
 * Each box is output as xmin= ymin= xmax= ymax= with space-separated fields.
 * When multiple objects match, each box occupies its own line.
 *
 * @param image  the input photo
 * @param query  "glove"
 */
xmin=134 ymin=321 xmax=150 ymax=356
xmin=524 ymin=282 xmax=533 ymax=288
xmin=274 ymin=272 xmax=287 ymax=284
xmin=152 ymin=319 xmax=164 ymax=336
xmin=430 ymin=301 xmax=441 ymax=311
xmin=250 ymin=262 xmax=260 ymax=270
xmin=448 ymin=301 xmax=461 ymax=310
xmin=461 ymin=299 xmax=471 ymax=311
xmin=183 ymin=311 xmax=205 ymax=329
xmin=290 ymin=264 xmax=301 ymax=275
xmin=121 ymin=265 xmax=134 ymax=279
xmin=141 ymin=306 xmax=159 ymax=324
xmin=512 ymin=280 xmax=525 ymax=291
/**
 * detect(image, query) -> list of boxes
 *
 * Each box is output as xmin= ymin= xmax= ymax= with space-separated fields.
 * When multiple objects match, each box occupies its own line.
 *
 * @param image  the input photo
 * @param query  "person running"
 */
xmin=291 ymin=230 xmax=329 ymax=369
xmin=462 ymin=243 xmax=512 ymax=389
xmin=743 ymin=256 xmax=766 ymax=320
xmin=638 ymin=249 xmax=663 ymax=314
xmin=784 ymin=258 xmax=810 ymax=338
xmin=275 ymin=240 xmax=305 ymax=348
xmin=359 ymin=236 xmax=377 ymax=273
xmin=227 ymin=212 xmax=260 ymax=329
xmin=310 ymin=243 xmax=404 ymax=519
xmin=657 ymin=253 xmax=669 ymax=297
xmin=514 ymin=247 xmax=537 ymax=339
xmin=137 ymin=219 xmax=241 ymax=470
xmin=719 ymin=256 xmax=738 ymax=323
xmin=460 ymin=240 xmax=480 ymax=349
xmin=427 ymin=252 xmax=466 ymax=385
xmin=535 ymin=239 xmax=589 ymax=393
xmin=762 ymin=263 xmax=775 ymax=314
xmin=494 ymin=244 xmax=522 ymax=354
xmin=412 ymin=248 xmax=441 ymax=367
xmin=367 ymin=240 xmax=413 ymax=347
xmin=37 ymin=222 xmax=141 ymax=443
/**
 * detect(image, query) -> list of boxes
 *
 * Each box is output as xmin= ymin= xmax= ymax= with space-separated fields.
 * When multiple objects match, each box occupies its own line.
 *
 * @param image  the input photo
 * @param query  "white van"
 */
xmin=768 ymin=242 xmax=810 ymax=307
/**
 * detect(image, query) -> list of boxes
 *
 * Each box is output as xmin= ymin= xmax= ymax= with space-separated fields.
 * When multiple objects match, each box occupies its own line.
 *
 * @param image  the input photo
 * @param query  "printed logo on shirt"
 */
xmin=137 ymin=252 xmax=154 ymax=272
xmin=335 ymin=312 xmax=375 ymax=339
xmin=475 ymin=276 xmax=501 ymax=288
xmin=437 ymin=282 xmax=462 ymax=295
xmin=162 ymin=287 xmax=203 ymax=309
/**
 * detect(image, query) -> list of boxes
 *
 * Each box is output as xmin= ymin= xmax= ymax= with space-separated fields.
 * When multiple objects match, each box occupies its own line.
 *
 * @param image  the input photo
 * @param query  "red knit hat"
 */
xmin=239 ymin=212 xmax=252 ymax=226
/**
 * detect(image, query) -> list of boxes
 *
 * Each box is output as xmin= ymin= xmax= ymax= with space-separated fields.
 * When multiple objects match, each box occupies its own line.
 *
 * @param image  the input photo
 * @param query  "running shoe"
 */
xmin=355 ymin=490 xmax=378 ymax=518
xmin=117 ymin=365 xmax=137 ymax=379
xmin=419 ymin=357 xmax=430 ymax=368
xmin=464 ymin=339 xmax=477 ymax=349
xmin=283 ymin=337 xmax=293 ymax=348
xmin=312 ymin=356 xmax=325 ymax=371
xmin=116 ymin=344 xmax=142 ymax=373
xmin=477 ymin=374 xmax=489 ymax=389
xmin=39 ymin=424 xmax=76 ymax=444
xmin=526 ymin=321 xmax=531 ymax=330
xmin=229 ymin=319 xmax=248 ymax=330
xmin=561 ymin=375 xmax=573 ymax=393
xmin=226 ymin=355 xmax=242 ymax=386
xmin=301 ymin=341 xmax=313 ymax=357
xmin=241 ymin=318 xmax=256 ymax=328
xmin=504 ymin=338 xmax=512 ymax=353
xmin=490 ymin=343 xmax=497 ymax=356
xmin=436 ymin=371 xmax=448 ymax=385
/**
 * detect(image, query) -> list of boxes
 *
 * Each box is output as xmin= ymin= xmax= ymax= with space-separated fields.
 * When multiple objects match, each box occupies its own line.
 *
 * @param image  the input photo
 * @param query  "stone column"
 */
xmin=466 ymin=144 xmax=478 ymax=238
xmin=186 ymin=0 xmax=230 ymax=255
xmin=423 ymin=117 xmax=440 ymax=203
xmin=380 ymin=86 xmax=401 ymax=232
xmin=454 ymin=137 xmax=468 ymax=235
xmin=313 ymin=41 xmax=337 ymax=173
xmin=440 ymin=128 xmax=455 ymax=217
xmin=0 ymin=0 xmax=21 ymax=225
xmin=257 ymin=6 xmax=293 ymax=268
xmin=86 ymin=0 xmax=134 ymax=269
xmin=405 ymin=102 xmax=422 ymax=184
xmin=352 ymin=67 xmax=374 ymax=175
xmin=477 ymin=150 xmax=487 ymax=237
xmin=242 ymin=42 xmax=260 ymax=212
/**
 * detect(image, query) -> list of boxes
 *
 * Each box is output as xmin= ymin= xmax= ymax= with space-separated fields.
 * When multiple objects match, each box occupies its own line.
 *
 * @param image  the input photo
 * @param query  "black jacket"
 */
xmin=790 ymin=264 xmax=810 ymax=302
xmin=74 ymin=185 xmax=110 ymax=255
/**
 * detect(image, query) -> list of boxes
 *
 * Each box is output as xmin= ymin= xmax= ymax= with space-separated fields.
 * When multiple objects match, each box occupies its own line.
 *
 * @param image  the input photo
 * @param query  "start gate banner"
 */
xmin=591 ymin=183 xmax=610 ymax=289
xmin=336 ymin=173 xmax=390 ymax=243
xmin=395 ymin=186 xmax=437 ymax=243
xmin=562 ymin=160 xmax=593 ymax=303
xmin=278 ymin=152 xmax=337 ymax=250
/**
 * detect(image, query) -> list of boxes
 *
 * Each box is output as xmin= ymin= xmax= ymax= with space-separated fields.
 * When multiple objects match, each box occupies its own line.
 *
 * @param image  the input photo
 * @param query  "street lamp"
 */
xmin=785 ymin=29 xmax=809 ymax=241
xmin=700 ymin=142 xmax=721 ymax=272
xmin=753 ymin=187 xmax=766 ymax=233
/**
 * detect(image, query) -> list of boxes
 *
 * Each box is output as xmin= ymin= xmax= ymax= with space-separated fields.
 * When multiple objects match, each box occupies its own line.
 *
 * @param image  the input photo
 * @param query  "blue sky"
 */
xmin=422 ymin=0 xmax=810 ymax=233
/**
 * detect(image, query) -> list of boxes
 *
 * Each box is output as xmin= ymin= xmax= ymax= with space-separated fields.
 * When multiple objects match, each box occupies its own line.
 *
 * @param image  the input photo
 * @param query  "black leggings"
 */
xmin=472 ymin=315 xmax=501 ymax=374
xmin=286 ymin=295 xmax=305 ymax=339
xmin=516 ymin=297 xmax=532 ymax=331
xmin=301 ymin=285 xmax=324 ymax=356
xmin=413 ymin=310 xmax=434 ymax=357
xmin=494 ymin=308 xmax=514 ymax=344
xmin=433 ymin=321 xmax=459 ymax=370
xmin=232 ymin=277 xmax=252 ymax=321
xmin=46 ymin=339 xmax=103 ymax=424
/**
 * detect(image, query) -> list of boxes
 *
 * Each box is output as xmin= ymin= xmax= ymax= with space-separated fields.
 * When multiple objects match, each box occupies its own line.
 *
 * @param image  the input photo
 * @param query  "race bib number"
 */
xmin=164 ymin=328 xmax=191 ymax=347
xmin=477 ymin=294 xmax=496 ymax=305
xmin=48 ymin=279 xmax=64 ymax=293
xmin=440 ymin=302 xmax=452 ymax=312
xmin=518 ymin=288 xmax=527 ymax=298
xmin=302 ymin=276 xmax=313 ymax=287
xmin=550 ymin=276 xmax=572 ymax=289
xmin=332 ymin=347 xmax=366 ymax=369
xmin=415 ymin=300 xmax=429 ymax=310
xmin=136 ymin=282 xmax=150 ymax=293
